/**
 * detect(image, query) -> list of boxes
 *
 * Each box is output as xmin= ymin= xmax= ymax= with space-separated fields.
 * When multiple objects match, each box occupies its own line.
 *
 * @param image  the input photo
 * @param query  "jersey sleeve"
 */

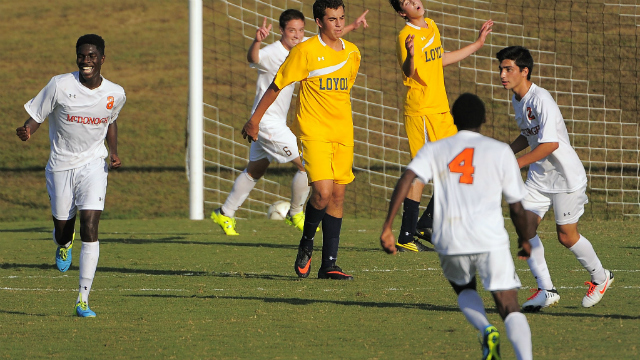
xmin=109 ymin=93 xmax=127 ymax=124
xmin=24 ymin=76 xmax=58 ymax=124
xmin=349 ymin=50 xmax=361 ymax=87
xmin=535 ymin=95 xmax=560 ymax=144
xmin=407 ymin=145 xmax=434 ymax=184
xmin=273 ymin=45 xmax=308 ymax=90
xmin=249 ymin=46 xmax=271 ymax=73
xmin=500 ymin=146 xmax=527 ymax=204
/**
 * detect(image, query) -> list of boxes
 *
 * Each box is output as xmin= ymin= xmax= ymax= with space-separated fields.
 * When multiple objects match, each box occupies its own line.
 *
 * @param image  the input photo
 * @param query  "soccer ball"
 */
xmin=267 ymin=200 xmax=290 ymax=220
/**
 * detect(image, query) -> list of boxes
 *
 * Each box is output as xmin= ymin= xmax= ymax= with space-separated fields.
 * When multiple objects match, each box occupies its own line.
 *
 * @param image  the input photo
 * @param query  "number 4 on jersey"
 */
xmin=448 ymin=148 xmax=475 ymax=184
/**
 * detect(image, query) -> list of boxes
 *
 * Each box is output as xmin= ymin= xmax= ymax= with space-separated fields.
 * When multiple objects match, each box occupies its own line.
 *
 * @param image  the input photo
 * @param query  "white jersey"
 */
xmin=407 ymin=131 xmax=527 ymax=255
xmin=249 ymin=38 xmax=308 ymax=126
xmin=24 ymin=72 xmax=126 ymax=172
xmin=512 ymin=83 xmax=587 ymax=193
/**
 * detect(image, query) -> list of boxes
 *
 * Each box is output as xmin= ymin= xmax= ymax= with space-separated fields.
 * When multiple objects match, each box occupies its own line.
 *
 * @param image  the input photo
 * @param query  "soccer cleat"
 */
xmin=415 ymin=227 xmax=433 ymax=243
xmin=285 ymin=212 xmax=305 ymax=231
xmin=75 ymin=301 xmax=96 ymax=317
xmin=317 ymin=265 xmax=353 ymax=280
xmin=582 ymin=269 xmax=614 ymax=308
xmin=294 ymin=245 xmax=313 ymax=278
xmin=522 ymin=288 xmax=560 ymax=312
xmin=395 ymin=239 xmax=433 ymax=252
xmin=480 ymin=325 xmax=501 ymax=360
xmin=54 ymin=231 xmax=75 ymax=273
xmin=211 ymin=208 xmax=239 ymax=236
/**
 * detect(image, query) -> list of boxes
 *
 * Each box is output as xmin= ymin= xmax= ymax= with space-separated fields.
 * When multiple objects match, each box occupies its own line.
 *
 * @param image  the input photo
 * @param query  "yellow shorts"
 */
xmin=301 ymin=140 xmax=354 ymax=185
xmin=405 ymin=112 xmax=457 ymax=158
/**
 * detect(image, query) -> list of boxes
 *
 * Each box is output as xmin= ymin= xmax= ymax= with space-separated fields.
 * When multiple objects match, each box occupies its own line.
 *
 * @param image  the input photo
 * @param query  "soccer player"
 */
xmin=388 ymin=0 xmax=493 ymax=252
xmin=497 ymin=45 xmax=614 ymax=310
xmin=242 ymin=0 xmax=361 ymax=280
xmin=380 ymin=93 xmax=534 ymax=360
xmin=211 ymin=8 xmax=369 ymax=236
xmin=16 ymin=34 xmax=126 ymax=317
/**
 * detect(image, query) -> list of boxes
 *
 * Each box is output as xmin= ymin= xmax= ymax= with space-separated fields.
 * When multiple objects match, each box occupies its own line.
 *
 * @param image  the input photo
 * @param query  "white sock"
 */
xmin=504 ymin=312 xmax=532 ymax=360
xmin=526 ymin=235 xmax=554 ymax=290
xmin=457 ymin=289 xmax=490 ymax=331
xmin=289 ymin=171 xmax=310 ymax=216
xmin=221 ymin=169 xmax=258 ymax=218
xmin=77 ymin=241 xmax=100 ymax=305
xmin=569 ymin=235 xmax=606 ymax=284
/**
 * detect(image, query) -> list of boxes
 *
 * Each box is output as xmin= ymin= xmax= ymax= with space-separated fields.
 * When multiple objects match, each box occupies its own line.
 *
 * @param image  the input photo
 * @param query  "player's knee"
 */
xmin=556 ymin=229 xmax=579 ymax=248
xmin=310 ymin=190 xmax=331 ymax=209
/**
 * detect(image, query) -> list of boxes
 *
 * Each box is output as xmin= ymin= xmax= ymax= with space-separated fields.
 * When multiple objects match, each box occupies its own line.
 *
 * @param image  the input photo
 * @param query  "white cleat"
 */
xmin=522 ymin=288 xmax=560 ymax=312
xmin=582 ymin=269 xmax=614 ymax=308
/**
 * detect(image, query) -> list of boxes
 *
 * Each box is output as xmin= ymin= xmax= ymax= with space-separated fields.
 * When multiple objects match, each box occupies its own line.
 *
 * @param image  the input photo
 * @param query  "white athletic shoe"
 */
xmin=522 ymin=288 xmax=560 ymax=312
xmin=582 ymin=269 xmax=614 ymax=308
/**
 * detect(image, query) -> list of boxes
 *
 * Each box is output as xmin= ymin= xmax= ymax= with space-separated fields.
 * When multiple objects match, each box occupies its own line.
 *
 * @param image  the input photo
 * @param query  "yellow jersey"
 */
xmin=397 ymin=18 xmax=450 ymax=116
xmin=274 ymin=35 xmax=361 ymax=146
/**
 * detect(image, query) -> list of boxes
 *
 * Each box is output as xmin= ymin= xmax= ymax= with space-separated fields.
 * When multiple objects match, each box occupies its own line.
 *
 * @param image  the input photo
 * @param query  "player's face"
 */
xmin=498 ymin=59 xmax=528 ymax=91
xmin=280 ymin=19 xmax=305 ymax=51
xmin=399 ymin=0 xmax=425 ymax=19
xmin=76 ymin=44 xmax=104 ymax=83
xmin=316 ymin=6 xmax=345 ymax=41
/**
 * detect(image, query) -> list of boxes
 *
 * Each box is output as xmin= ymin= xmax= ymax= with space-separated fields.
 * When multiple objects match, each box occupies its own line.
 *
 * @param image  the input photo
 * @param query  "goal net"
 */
xmin=197 ymin=0 xmax=640 ymax=219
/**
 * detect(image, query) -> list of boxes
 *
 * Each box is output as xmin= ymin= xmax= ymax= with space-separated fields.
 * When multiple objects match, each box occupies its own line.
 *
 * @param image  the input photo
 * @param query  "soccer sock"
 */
xmin=300 ymin=202 xmax=326 ymax=251
xmin=321 ymin=214 xmax=342 ymax=269
xmin=526 ymin=235 xmax=555 ymax=290
xmin=504 ymin=312 xmax=533 ymax=360
xmin=77 ymin=241 xmax=99 ymax=305
xmin=569 ymin=235 xmax=606 ymax=284
xmin=289 ymin=171 xmax=310 ymax=217
xmin=398 ymin=198 xmax=420 ymax=244
xmin=416 ymin=195 xmax=435 ymax=230
xmin=221 ymin=169 xmax=258 ymax=218
xmin=457 ymin=289 xmax=490 ymax=331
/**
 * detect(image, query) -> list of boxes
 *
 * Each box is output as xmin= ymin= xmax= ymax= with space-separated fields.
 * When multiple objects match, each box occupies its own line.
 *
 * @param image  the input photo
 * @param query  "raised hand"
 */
xmin=405 ymin=34 xmax=415 ymax=57
xmin=476 ymin=19 xmax=493 ymax=46
xmin=255 ymin=16 xmax=272 ymax=42
xmin=352 ymin=9 xmax=369 ymax=30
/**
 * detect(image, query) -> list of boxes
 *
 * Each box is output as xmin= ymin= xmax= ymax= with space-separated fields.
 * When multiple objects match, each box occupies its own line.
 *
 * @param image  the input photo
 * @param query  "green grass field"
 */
xmin=1 ymin=218 xmax=638 ymax=359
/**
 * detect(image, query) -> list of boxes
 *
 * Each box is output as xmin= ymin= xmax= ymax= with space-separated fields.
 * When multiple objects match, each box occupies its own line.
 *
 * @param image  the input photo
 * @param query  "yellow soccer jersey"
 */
xmin=274 ymin=35 xmax=361 ymax=146
xmin=397 ymin=18 xmax=450 ymax=116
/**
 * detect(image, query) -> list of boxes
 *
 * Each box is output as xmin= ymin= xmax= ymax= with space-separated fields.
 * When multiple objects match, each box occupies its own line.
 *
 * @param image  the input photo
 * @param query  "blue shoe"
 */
xmin=75 ymin=301 xmax=96 ymax=317
xmin=54 ymin=231 xmax=75 ymax=272
xmin=481 ymin=325 xmax=500 ymax=360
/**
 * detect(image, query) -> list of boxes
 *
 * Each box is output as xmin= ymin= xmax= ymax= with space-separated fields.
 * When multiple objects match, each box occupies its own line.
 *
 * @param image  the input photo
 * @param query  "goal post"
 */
xmin=188 ymin=0 xmax=204 ymax=220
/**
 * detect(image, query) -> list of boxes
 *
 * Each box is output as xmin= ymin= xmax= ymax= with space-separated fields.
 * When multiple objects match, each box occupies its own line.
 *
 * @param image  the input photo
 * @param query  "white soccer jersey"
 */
xmin=512 ymin=83 xmax=587 ymax=193
xmin=24 ymin=72 xmax=126 ymax=172
xmin=249 ymin=38 xmax=308 ymax=126
xmin=407 ymin=131 xmax=527 ymax=255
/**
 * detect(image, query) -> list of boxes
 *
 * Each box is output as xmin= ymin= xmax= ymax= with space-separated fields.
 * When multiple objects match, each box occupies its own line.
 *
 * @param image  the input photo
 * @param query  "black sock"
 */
xmin=300 ymin=202 xmax=326 ymax=251
xmin=398 ymin=198 xmax=420 ymax=244
xmin=321 ymin=214 xmax=342 ymax=269
xmin=417 ymin=195 xmax=435 ymax=230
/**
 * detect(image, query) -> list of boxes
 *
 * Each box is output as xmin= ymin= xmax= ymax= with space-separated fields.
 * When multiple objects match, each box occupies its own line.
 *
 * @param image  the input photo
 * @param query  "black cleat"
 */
xmin=294 ymin=245 xmax=313 ymax=278
xmin=317 ymin=265 xmax=353 ymax=280
xmin=415 ymin=227 xmax=433 ymax=243
xmin=396 ymin=239 xmax=434 ymax=252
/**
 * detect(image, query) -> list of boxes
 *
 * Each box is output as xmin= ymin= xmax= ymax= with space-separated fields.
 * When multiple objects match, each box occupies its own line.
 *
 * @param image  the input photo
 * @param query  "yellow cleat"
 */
xmin=285 ymin=212 xmax=320 ymax=232
xmin=211 ymin=209 xmax=239 ymax=235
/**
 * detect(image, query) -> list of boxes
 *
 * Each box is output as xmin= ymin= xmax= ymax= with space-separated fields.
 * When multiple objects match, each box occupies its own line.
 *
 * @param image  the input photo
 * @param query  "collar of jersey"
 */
xmin=406 ymin=19 xmax=430 ymax=30
xmin=317 ymin=34 xmax=345 ymax=50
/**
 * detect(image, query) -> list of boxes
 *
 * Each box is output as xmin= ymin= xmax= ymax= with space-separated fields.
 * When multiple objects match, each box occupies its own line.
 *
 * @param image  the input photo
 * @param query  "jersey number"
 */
xmin=106 ymin=96 xmax=115 ymax=110
xmin=448 ymin=148 xmax=475 ymax=184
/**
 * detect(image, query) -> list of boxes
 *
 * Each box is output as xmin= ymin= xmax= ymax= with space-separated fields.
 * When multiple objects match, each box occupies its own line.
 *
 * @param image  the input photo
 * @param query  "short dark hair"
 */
xmin=451 ymin=93 xmax=486 ymax=130
xmin=76 ymin=34 xmax=105 ymax=56
xmin=279 ymin=9 xmax=305 ymax=30
xmin=388 ymin=0 xmax=409 ymax=20
xmin=496 ymin=46 xmax=534 ymax=80
xmin=313 ymin=0 xmax=345 ymax=21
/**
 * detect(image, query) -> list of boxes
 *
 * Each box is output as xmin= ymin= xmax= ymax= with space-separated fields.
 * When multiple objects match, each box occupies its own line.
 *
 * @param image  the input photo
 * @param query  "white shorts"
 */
xmin=522 ymin=183 xmax=588 ymax=225
xmin=250 ymin=122 xmax=300 ymax=164
xmin=439 ymin=247 xmax=521 ymax=292
xmin=46 ymin=157 xmax=108 ymax=220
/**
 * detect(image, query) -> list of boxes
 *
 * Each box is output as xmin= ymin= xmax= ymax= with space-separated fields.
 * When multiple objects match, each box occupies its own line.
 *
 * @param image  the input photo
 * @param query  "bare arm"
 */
xmin=241 ymin=82 xmax=282 ymax=142
xmin=247 ymin=17 xmax=272 ymax=63
xmin=516 ymin=142 xmax=558 ymax=169
xmin=343 ymin=9 xmax=369 ymax=35
xmin=509 ymin=201 xmax=535 ymax=259
xmin=16 ymin=118 xmax=41 ymax=141
xmin=510 ymin=134 xmax=529 ymax=154
xmin=402 ymin=34 xmax=415 ymax=77
xmin=106 ymin=121 xmax=121 ymax=169
xmin=380 ymin=169 xmax=419 ymax=254
xmin=442 ymin=19 xmax=493 ymax=67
